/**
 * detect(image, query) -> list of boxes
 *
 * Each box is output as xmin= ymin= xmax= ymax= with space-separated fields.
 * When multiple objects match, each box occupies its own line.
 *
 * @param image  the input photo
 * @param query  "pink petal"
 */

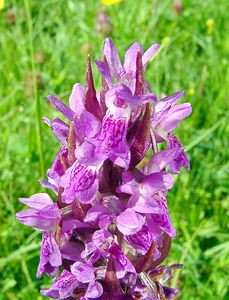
xmin=71 ymin=262 xmax=95 ymax=283
xmin=147 ymin=147 xmax=182 ymax=173
xmin=95 ymin=60 xmax=112 ymax=87
xmin=123 ymin=42 xmax=143 ymax=75
xmin=103 ymin=38 xmax=123 ymax=78
xmin=36 ymin=232 xmax=61 ymax=278
xmin=49 ymin=117 xmax=69 ymax=146
xmin=69 ymin=83 xmax=85 ymax=115
xmin=158 ymin=102 xmax=192 ymax=132
xmin=60 ymin=161 xmax=98 ymax=204
xmin=142 ymin=43 xmax=160 ymax=68
xmin=19 ymin=193 xmax=53 ymax=210
xmin=142 ymin=172 xmax=174 ymax=194
xmin=168 ymin=133 xmax=190 ymax=173
xmin=116 ymin=208 xmax=145 ymax=235
xmin=129 ymin=194 xmax=162 ymax=214
xmin=47 ymin=95 xmax=75 ymax=121
xmin=85 ymin=281 xmax=103 ymax=298
xmin=16 ymin=204 xmax=60 ymax=232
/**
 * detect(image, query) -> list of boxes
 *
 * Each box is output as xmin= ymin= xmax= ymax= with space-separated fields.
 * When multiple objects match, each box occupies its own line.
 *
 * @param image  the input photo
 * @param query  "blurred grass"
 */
xmin=0 ymin=0 xmax=228 ymax=299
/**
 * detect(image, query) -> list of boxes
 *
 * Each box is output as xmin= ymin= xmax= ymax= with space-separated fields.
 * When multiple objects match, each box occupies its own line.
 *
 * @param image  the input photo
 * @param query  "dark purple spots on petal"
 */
xmin=98 ymin=115 xmax=127 ymax=151
xmin=75 ymin=169 xmax=96 ymax=192
xmin=42 ymin=233 xmax=52 ymax=257
xmin=127 ymin=225 xmax=153 ymax=254
xmin=56 ymin=271 xmax=77 ymax=289
xmin=118 ymin=253 xmax=128 ymax=267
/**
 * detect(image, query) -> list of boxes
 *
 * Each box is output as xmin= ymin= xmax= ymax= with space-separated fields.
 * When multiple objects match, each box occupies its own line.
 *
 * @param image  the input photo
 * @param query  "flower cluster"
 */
xmin=17 ymin=39 xmax=192 ymax=299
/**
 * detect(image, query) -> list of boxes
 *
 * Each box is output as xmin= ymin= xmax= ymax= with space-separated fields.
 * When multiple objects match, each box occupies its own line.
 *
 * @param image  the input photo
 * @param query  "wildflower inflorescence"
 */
xmin=17 ymin=39 xmax=192 ymax=299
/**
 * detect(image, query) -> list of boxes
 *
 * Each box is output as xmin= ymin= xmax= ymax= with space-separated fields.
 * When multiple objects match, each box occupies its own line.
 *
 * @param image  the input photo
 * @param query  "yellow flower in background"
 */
xmin=206 ymin=18 xmax=215 ymax=34
xmin=101 ymin=0 xmax=122 ymax=5
xmin=0 ymin=0 xmax=4 ymax=10
xmin=187 ymin=88 xmax=195 ymax=96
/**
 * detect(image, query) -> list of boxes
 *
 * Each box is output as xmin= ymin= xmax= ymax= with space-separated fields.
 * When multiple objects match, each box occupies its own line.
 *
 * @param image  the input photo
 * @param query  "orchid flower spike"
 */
xmin=17 ymin=39 xmax=192 ymax=299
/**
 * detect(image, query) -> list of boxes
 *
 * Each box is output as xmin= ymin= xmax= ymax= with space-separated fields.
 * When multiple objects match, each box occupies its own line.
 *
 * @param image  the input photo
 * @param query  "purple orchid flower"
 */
xmin=16 ymin=193 xmax=61 ymax=232
xmin=41 ymin=270 xmax=79 ymax=299
xmin=39 ymin=147 xmax=68 ymax=194
xmin=76 ymin=84 xmax=154 ymax=169
xmin=41 ymin=265 xmax=103 ymax=300
xmin=16 ymin=193 xmax=62 ymax=277
xmin=43 ymin=117 xmax=70 ymax=146
xmin=108 ymin=242 xmax=137 ymax=280
xmin=151 ymin=90 xmax=192 ymax=173
xmin=82 ymin=229 xmax=136 ymax=282
xmin=81 ymin=229 xmax=113 ymax=263
xmin=167 ymin=132 xmax=190 ymax=173
xmin=60 ymin=160 xmax=99 ymax=204
xmin=17 ymin=39 xmax=192 ymax=299
xmin=71 ymin=262 xmax=103 ymax=298
xmin=126 ymin=225 xmax=161 ymax=259
xmin=37 ymin=232 xmax=62 ymax=278
xmin=96 ymin=38 xmax=160 ymax=94
xmin=151 ymin=91 xmax=191 ymax=135
xmin=117 ymin=170 xmax=173 ymax=218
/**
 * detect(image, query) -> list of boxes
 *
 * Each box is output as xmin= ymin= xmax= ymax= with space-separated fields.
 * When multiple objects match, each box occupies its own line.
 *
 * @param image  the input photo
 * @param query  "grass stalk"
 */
xmin=24 ymin=0 xmax=44 ymax=177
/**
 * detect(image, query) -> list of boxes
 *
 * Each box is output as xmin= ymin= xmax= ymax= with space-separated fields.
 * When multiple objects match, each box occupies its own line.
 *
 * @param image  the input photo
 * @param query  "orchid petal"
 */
xmin=47 ymin=148 xmax=68 ymax=188
xmin=129 ymin=194 xmax=162 ymax=214
xmin=158 ymin=102 xmax=192 ymax=132
xmin=37 ymin=232 xmax=61 ymax=278
xmin=41 ymin=270 xmax=79 ymax=299
xmin=163 ymin=286 xmax=180 ymax=299
xmin=80 ymin=111 xmax=101 ymax=138
xmin=142 ymin=43 xmax=160 ymax=68
xmin=84 ymin=205 xmax=110 ymax=224
xmin=147 ymin=147 xmax=182 ymax=173
xmin=103 ymin=38 xmax=124 ymax=78
xmin=60 ymin=160 xmax=98 ymax=204
xmin=47 ymin=95 xmax=75 ymax=121
xmin=71 ymin=262 xmax=95 ymax=283
xmin=95 ymin=59 xmax=112 ymax=86
xmin=168 ymin=133 xmax=190 ymax=173
xmin=19 ymin=193 xmax=53 ymax=210
xmin=69 ymin=83 xmax=85 ymax=115
xmin=60 ymin=240 xmax=82 ymax=262
xmin=141 ymin=172 xmax=174 ymax=195
xmin=149 ymin=196 xmax=176 ymax=238
xmin=85 ymin=280 xmax=103 ymax=298
xmin=123 ymin=42 xmax=143 ymax=75
xmin=160 ymin=90 xmax=185 ymax=106
xmin=38 ymin=179 xmax=58 ymax=194
xmin=16 ymin=204 xmax=60 ymax=232
xmin=75 ymin=141 xmax=104 ymax=166
xmin=126 ymin=225 xmax=154 ymax=255
xmin=116 ymin=208 xmax=145 ymax=235
xmin=108 ymin=243 xmax=136 ymax=279
xmin=49 ymin=117 xmax=69 ymax=146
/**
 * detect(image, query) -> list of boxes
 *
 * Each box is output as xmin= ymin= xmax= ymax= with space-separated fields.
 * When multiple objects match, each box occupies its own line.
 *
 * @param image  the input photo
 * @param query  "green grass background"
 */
xmin=0 ymin=0 xmax=228 ymax=299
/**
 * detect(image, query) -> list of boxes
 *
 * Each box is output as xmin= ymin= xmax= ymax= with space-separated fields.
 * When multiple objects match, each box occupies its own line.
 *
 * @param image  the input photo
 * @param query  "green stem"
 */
xmin=24 ymin=0 xmax=44 ymax=176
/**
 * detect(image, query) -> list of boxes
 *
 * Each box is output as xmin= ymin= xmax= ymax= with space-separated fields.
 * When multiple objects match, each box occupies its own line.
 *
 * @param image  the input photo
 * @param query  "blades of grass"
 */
xmin=205 ymin=241 xmax=229 ymax=258
xmin=24 ymin=0 xmax=44 ymax=177
xmin=1 ymin=278 xmax=17 ymax=295
xmin=185 ymin=116 xmax=225 ymax=153
xmin=171 ymin=220 xmax=205 ymax=288
xmin=0 ymin=242 xmax=40 ymax=271
xmin=1 ymin=191 xmax=15 ymax=215
xmin=21 ymin=259 xmax=32 ymax=285
xmin=24 ymin=230 xmax=40 ymax=245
